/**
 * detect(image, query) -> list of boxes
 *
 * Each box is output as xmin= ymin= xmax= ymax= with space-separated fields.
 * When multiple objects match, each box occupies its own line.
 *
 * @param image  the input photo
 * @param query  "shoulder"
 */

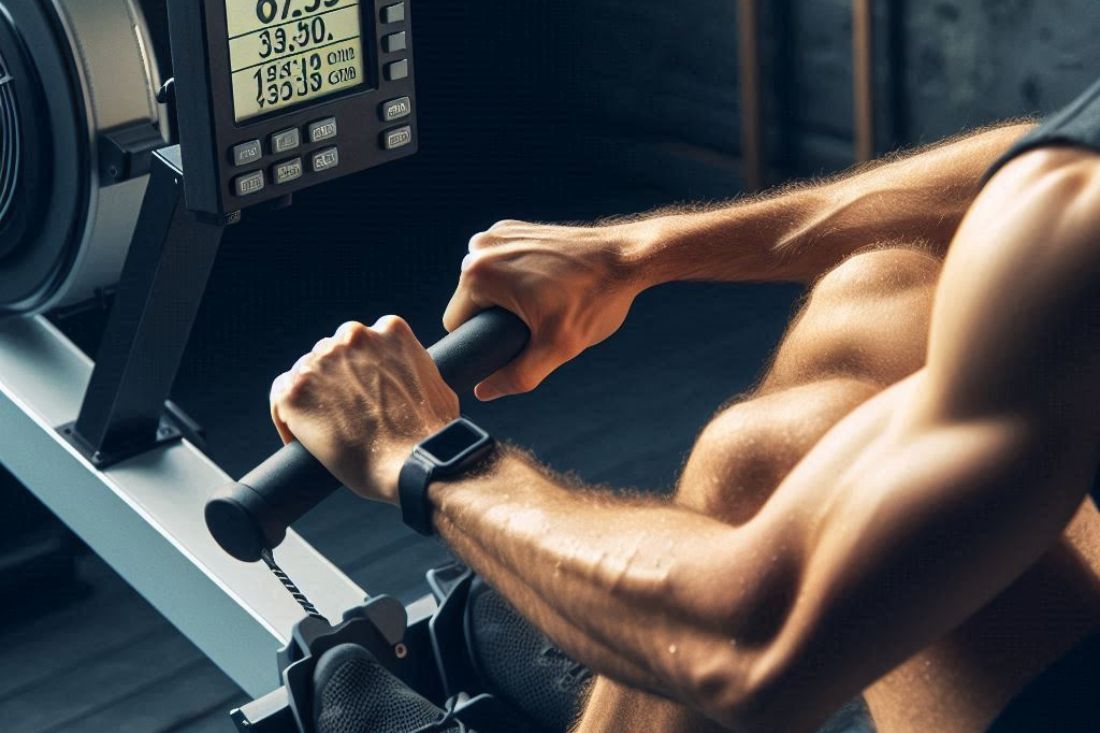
xmin=926 ymin=145 xmax=1100 ymax=433
xmin=957 ymin=146 xmax=1100 ymax=281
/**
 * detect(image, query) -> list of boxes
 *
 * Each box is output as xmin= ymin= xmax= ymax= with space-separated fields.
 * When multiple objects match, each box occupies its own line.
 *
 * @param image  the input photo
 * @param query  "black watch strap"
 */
xmin=398 ymin=450 xmax=438 ymax=536
xmin=398 ymin=417 xmax=495 ymax=536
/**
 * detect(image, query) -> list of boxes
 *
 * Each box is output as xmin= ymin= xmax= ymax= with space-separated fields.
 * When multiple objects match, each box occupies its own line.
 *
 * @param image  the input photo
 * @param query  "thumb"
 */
xmin=443 ymin=284 xmax=492 ymax=334
xmin=474 ymin=342 xmax=563 ymax=401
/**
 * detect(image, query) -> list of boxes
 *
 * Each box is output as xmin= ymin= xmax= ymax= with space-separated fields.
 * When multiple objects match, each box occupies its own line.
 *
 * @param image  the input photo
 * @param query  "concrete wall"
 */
xmin=561 ymin=0 xmax=1100 ymax=196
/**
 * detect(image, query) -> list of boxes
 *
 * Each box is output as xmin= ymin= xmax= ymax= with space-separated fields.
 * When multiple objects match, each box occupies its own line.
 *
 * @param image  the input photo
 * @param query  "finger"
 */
xmin=269 ymin=372 xmax=292 ymax=407
xmin=474 ymin=342 xmax=562 ymax=401
xmin=269 ymin=402 xmax=295 ymax=445
xmin=372 ymin=314 xmax=413 ymax=338
xmin=312 ymin=337 xmax=335 ymax=355
xmin=334 ymin=320 xmax=364 ymax=340
xmin=291 ymin=352 xmax=313 ymax=375
xmin=468 ymin=231 xmax=492 ymax=252
xmin=443 ymin=284 xmax=489 ymax=333
xmin=488 ymin=219 xmax=525 ymax=232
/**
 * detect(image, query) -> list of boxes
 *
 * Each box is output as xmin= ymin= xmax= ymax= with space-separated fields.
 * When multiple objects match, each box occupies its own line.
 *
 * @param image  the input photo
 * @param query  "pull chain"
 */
xmin=261 ymin=548 xmax=326 ymax=621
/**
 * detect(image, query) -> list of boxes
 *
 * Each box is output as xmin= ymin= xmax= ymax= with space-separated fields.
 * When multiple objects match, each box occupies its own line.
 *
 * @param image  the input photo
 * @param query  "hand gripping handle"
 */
xmin=205 ymin=308 xmax=530 ymax=562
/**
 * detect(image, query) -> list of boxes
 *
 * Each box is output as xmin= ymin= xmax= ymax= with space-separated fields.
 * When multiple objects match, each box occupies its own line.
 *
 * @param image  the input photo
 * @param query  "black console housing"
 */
xmin=166 ymin=0 xmax=417 ymax=217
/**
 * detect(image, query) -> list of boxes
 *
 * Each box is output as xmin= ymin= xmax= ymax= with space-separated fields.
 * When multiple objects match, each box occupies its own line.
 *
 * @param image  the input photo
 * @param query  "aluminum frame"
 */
xmin=0 ymin=315 xmax=371 ymax=697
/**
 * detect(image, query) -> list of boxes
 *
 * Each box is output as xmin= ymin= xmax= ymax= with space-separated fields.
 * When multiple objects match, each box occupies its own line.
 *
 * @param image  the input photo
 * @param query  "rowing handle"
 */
xmin=205 ymin=308 xmax=530 ymax=562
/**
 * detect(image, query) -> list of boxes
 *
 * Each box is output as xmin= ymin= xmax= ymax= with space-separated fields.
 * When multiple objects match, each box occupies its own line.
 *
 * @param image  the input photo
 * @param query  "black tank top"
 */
xmin=983 ymin=80 xmax=1100 ymax=510
xmin=986 ymin=77 xmax=1100 ymax=181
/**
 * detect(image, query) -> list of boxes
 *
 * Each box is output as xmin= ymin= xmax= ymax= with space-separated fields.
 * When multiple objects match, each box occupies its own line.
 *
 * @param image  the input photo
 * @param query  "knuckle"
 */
xmin=337 ymin=321 xmax=370 ymax=343
xmin=280 ymin=371 xmax=313 ymax=407
xmin=292 ymin=353 xmax=313 ymax=373
xmin=269 ymin=374 xmax=289 ymax=404
xmin=462 ymin=254 xmax=495 ymax=283
xmin=468 ymin=231 xmax=496 ymax=250
xmin=374 ymin=314 xmax=411 ymax=336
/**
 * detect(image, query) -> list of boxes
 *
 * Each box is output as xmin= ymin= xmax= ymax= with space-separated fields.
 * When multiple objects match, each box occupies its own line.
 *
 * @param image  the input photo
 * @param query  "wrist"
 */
xmin=363 ymin=440 xmax=419 ymax=505
xmin=614 ymin=218 xmax=675 ymax=292
xmin=616 ymin=212 xmax=728 ymax=290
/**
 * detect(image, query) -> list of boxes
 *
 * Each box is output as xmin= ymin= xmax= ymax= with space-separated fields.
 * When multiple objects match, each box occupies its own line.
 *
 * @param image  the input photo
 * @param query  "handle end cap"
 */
xmin=205 ymin=489 xmax=269 ymax=563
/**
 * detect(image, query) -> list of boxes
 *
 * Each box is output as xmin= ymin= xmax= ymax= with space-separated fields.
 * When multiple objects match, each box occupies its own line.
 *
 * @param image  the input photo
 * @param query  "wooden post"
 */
xmin=853 ymin=0 xmax=876 ymax=162
xmin=738 ymin=0 xmax=765 ymax=191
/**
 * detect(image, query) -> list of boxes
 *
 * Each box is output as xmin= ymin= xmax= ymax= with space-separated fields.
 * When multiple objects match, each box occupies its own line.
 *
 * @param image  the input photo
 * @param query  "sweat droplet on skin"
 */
xmin=668 ymin=644 xmax=678 ymax=655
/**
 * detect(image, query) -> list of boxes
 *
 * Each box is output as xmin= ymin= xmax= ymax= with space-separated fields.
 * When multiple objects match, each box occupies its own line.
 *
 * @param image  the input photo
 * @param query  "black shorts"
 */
xmin=985 ymin=631 xmax=1100 ymax=732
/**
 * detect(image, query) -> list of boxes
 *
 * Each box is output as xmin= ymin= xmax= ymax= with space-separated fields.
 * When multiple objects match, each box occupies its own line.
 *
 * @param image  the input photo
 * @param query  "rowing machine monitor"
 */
xmin=59 ymin=0 xmax=419 ymax=466
xmin=168 ymin=0 xmax=418 ymax=216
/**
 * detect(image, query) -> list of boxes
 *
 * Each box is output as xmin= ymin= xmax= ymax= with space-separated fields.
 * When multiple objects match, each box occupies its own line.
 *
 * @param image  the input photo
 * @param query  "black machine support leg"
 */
xmin=64 ymin=146 xmax=227 ymax=466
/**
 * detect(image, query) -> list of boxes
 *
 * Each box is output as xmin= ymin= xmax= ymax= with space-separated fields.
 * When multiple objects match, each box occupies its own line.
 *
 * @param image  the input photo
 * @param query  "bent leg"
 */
xmin=572 ymin=247 xmax=942 ymax=732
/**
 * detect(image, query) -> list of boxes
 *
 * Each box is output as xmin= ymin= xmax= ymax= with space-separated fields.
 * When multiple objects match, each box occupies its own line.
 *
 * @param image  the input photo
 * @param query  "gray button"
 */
xmin=271 ymin=128 xmax=301 ymax=154
xmin=232 ymin=140 xmax=262 ymax=167
xmin=382 ymin=31 xmax=407 ymax=53
xmin=380 ymin=96 xmax=411 ymax=122
xmin=273 ymin=157 xmax=303 ymax=185
xmin=308 ymin=117 xmax=338 ymax=143
xmin=385 ymin=59 xmax=409 ymax=81
xmin=234 ymin=170 xmax=265 ymax=197
xmin=381 ymin=2 xmax=405 ymax=23
xmin=383 ymin=126 xmax=413 ymax=150
xmin=311 ymin=147 xmax=339 ymax=173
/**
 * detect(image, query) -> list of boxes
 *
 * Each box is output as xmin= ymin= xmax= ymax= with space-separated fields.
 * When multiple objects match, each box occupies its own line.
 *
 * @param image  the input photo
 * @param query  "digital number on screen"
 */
xmin=226 ymin=0 xmax=366 ymax=122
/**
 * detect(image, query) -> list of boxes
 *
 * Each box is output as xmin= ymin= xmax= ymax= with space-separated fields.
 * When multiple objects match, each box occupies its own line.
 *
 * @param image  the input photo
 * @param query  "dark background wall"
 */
xmin=568 ymin=0 xmax=1100 ymax=190
xmin=6 ymin=2 xmax=1100 ymax=732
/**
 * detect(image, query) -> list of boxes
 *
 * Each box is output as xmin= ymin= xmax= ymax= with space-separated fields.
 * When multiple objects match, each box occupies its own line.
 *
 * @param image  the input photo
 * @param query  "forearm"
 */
xmin=429 ymin=451 xmax=764 ymax=713
xmin=619 ymin=122 xmax=1033 ymax=285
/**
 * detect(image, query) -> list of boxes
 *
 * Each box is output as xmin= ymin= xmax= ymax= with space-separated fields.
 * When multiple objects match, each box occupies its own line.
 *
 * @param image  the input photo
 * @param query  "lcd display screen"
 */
xmin=225 ymin=0 xmax=367 ymax=122
xmin=421 ymin=422 xmax=486 ymax=465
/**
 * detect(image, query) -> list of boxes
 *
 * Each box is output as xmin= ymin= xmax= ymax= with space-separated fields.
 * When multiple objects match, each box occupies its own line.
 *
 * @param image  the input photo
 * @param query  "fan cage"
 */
xmin=0 ymin=49 xmax=19 ymax=229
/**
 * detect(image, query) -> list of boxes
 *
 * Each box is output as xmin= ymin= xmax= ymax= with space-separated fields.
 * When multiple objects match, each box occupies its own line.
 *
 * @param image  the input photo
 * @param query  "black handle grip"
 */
xmin=205 ymin=308 xmax=530 ymax=562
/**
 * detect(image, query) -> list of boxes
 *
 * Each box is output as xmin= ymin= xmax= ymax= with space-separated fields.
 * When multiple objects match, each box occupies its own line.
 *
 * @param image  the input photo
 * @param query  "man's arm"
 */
xmin=271 ymin=146 xmax=1100 ymax=732
xmin=624 ymin=122 xmax=1033 ymax=283
xmin=445 ymin=123 xmax=1033 ymax=399
xmin=421 ymin=148 xmax=1100 ymax=731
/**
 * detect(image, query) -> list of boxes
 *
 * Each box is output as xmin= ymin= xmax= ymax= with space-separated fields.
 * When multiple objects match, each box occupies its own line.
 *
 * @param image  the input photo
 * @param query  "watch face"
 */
xmin=421 ymin=418 xmax=489 ymax=466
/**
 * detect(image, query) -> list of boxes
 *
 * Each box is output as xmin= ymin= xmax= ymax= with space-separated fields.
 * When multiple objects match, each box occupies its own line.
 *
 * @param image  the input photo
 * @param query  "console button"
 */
xmin=311 ymin=147 xmax=340 ymax=173
xmin=382 ymin=126 xmax=413 ymax=150
xmin=382 ymin=31 xmax=407 ymax=53
xmin=385 ymin=59 xmax=409 ymax=81
xmin=232 ymin=140 xmax=262 ymax=167
xmin=234 ymin=170 xmax=265 ymax=197
xmin=273 ymin=157 xmax=303 ymax=185
xmin=381 ymin=2 xmax=405 ymax=23
xmin=308 ymin=117 xmax=338 ymax=143
xmin=380 ymin=96 xmax=411 ymax=122
xmin=271 ymin=128 xmax=301 ymax=154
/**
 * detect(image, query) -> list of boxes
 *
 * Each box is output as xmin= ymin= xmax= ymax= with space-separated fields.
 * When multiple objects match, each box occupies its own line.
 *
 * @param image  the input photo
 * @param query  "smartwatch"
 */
xmin=398 ymin=417 xmax=496 ymax=536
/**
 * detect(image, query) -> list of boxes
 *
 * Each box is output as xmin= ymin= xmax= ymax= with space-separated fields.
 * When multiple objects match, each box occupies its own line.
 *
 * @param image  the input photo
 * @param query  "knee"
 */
xmin=675 ymin=406 xmax=788 ymax=525
xmin=812 ymin=247 xmax=941 ymax=306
